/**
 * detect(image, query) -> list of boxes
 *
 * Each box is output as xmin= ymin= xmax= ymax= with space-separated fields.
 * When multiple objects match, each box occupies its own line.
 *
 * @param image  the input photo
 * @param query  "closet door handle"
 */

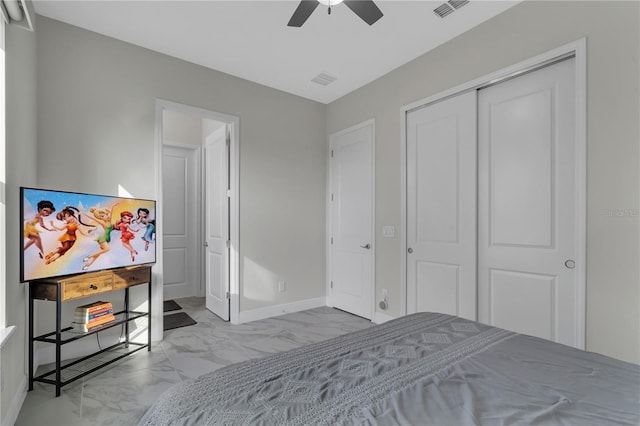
xmin=360 ymin=243 xmax=371 ymax=250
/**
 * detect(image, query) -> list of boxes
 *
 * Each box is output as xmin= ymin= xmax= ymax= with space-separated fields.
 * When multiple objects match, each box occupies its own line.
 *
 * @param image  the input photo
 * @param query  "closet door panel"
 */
xmin=406 ymin=91 xmax=477 ymax=320
xmin=489 ymin=89 xmax=553 ymax=248
xmin=478 ymin=58 xmax=579 ymax=347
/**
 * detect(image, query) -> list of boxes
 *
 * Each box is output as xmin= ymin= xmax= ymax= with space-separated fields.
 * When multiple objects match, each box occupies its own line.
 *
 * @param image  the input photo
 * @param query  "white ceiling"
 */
xmin=32 ymin=0 xmax=521 ymax=104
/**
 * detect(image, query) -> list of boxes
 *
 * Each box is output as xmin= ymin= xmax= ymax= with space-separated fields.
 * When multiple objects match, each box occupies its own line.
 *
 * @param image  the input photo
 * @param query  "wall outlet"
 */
xmin=278 ymin=281 xmax=286 ymax=293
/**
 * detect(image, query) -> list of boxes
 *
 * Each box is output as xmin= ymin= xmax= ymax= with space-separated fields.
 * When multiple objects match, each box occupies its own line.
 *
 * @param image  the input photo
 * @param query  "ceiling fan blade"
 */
xmin=288 ymin=0 xmax=320 ymax=27
xmin=344 ymin=0 xmax=383 ymax=25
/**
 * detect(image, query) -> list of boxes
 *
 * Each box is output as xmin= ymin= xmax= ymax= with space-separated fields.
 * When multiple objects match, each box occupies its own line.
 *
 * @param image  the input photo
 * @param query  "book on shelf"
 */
xmin=75 ymin=300 xmax=113 ymax=314
xmin=73 ymin=308 xmax=114 ymax=323
xmin=71 ymin=313 xmax=116 ymax=333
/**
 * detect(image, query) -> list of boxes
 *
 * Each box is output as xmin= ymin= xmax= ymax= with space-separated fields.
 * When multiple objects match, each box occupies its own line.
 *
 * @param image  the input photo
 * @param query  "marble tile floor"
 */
xmin=15 ymin=298 xmax=373 ymax=426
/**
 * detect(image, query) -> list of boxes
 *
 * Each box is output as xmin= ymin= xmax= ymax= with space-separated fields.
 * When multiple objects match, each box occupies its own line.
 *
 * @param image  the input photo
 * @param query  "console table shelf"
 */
xmin=33 ymin=310 xmax=148 ymax=343
xmin=33 ymin=341 xmax=148 ymax=387
xmin=28 ymin=265 xmax=152 ymax=397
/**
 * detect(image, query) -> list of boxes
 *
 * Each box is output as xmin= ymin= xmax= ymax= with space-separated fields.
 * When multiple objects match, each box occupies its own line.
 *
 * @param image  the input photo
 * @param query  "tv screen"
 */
xmin=21 ymin=187 xmax=156 ymax=282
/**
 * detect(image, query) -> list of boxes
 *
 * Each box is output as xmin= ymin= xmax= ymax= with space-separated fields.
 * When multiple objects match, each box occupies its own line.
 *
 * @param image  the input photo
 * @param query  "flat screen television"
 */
xmin=21 ymin=187 xmax=156 ymax=282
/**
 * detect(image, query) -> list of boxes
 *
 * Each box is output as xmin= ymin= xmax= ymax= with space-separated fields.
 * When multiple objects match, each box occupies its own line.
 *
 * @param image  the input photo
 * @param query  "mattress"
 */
xmin=139 ymin=312 xmax=640 ymax=425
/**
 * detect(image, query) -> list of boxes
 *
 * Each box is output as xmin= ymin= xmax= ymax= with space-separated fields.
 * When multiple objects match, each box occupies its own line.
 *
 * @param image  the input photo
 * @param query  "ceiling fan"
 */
xmin=288 ymin=0 xmax=384 ymax=27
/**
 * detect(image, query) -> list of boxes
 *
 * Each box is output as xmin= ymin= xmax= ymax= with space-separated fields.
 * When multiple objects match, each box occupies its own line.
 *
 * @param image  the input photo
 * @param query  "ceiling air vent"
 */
xmin=311 ymin=72 xmax=337 ymax=86
xmin=448 ymin=0 xmax=469 ymax=10
xmin=433 ymin=3 xmax=454 ymax=18
xmin=434 ymin=0 xmax=469 ymax=18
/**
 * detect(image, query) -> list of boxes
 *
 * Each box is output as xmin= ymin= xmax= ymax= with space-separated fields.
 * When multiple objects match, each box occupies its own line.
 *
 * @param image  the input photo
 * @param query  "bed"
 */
xmin=139 ymin=312 xmax=640 ymax=425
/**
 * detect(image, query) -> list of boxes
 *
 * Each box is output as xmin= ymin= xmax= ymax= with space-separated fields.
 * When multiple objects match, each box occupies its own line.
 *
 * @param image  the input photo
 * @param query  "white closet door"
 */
xmin=478 ymin=58 xmax=580 ymax=347
xmin=406 ymin=91 xmax=477 ymax=320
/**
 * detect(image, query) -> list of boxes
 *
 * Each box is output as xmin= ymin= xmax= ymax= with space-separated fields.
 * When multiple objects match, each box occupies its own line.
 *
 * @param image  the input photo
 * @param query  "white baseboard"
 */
xmin=238 ymin=297 xmax=326 ymax=324
xmin=2 ymin=374 xmax=27 ymax=426
xmin=373 ymin=311 xmax=395 ymax=324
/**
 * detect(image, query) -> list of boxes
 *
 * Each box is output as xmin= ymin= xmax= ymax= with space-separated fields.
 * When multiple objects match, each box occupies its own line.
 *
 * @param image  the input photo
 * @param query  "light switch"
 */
xmin=382 ymin=226 xmax=395 ymax=238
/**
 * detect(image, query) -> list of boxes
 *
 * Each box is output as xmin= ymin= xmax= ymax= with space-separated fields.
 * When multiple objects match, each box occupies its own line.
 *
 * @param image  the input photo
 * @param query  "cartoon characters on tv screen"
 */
xmin=23 ymin=200 xmax=56 ymax=259
xmin=23 ymin=198 xmax=156 ymax=274
xmin=44 ymin=206 xmax=92 ymax=265
xmin=135 ymin=208 xmax=156 ymax=252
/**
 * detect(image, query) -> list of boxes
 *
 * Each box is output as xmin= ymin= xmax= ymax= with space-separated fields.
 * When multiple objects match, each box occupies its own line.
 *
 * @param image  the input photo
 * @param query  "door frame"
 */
xmin=326 ymin=118 xmax=376 ymax=319
xmin=156 ymin=99 xmax=240 ymax=327
xmin=400 ymin=39 xmax=587 ymax=347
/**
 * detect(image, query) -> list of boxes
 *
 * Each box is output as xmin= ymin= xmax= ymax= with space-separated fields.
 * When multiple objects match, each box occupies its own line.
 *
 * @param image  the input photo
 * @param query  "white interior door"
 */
xmin=328 ymin=121 xmax=374 ymax=320
xmin=204 ymin=127 xmax=230 ymax=320
xmin=478 ymin=58 xmax=580 ymax=347
xmin=162 ymin=145 xmax=200 ymax=300
xmin=406 ymin=91 xmax=477 ymax=320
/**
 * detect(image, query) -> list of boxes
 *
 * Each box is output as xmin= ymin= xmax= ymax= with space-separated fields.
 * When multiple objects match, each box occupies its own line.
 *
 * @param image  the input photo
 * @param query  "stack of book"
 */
xmin=71 ymin=301 xmax=115 ymax=333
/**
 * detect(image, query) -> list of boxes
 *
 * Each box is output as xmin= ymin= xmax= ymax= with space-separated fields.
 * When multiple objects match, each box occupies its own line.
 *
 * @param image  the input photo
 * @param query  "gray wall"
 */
xmin=2 ymin=15 xmax=327 ymax=418
xmin=326 ymin=1 xmax=640 ymax=363
xmin=163 ymin=109 xmax=205 ymax=146
xmin=2 ymin=21 xmax=38 ymax=421
xmin=35 ymin=16 xmax=328 ymax=316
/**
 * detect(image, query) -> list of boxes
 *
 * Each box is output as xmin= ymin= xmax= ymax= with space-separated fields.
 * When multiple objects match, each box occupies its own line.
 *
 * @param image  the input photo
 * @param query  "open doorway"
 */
xmin=156 ymin=100 xmax=239 ymax=323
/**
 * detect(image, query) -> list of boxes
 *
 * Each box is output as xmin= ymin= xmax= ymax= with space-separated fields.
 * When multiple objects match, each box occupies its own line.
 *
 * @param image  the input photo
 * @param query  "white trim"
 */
xmin=326 ymin=119 xmax=376 ymax=320
xmin=228 ymin=121 xmax=240 ymax=325
xmin=399 ymin=108 xmax=408 ymax=317
xmin=573 ymin=38 xmax=587 ymax=350
xmin=153 ymin=102 xmax=166 ymax=342
xmin=403 ymin=39 xmax=585 ymax=113
xmin=371 ymin=121 xmax=376 ymax=320
xmin=400 ymin=39 xmax=587 ymax=348
xmin=0 ymin=16 xmax=5 ymax=330
xmin=238 ymin=297 xmax=327 ymax=324
xmin=156 ymin=99 xmax=240 ymax=325
xmin=162 ymin=139 xmax=202 ymax=150
xmin=2 ymin=374 xmax=27 ymax=426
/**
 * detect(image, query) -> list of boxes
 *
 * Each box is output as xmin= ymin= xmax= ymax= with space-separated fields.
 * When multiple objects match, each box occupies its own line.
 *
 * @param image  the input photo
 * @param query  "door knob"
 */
xmin=360 ymin=243 xmax=371 ymax=249
xmin=564 ymin=259 xmax=575 ymax=269
xmin=408 ymin=248 xmax=413 ymax=254
xmin=203 ymin=242 xmax=209 ymax=247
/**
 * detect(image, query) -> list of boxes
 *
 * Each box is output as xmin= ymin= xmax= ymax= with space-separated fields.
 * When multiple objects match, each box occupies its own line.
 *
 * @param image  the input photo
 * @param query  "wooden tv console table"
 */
xmin=28 ymin=265 xmax=152 ymax=397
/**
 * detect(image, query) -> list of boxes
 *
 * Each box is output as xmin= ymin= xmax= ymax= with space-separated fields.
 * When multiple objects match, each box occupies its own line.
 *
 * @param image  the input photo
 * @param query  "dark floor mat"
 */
xmin=163 ymin=312 xmax=197 ymax=331
xmin=163 ymin=300 xmax=182 ymax=312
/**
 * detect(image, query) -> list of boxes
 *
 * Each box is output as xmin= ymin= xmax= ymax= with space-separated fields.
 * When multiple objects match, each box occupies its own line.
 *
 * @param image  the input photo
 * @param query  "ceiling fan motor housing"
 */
xmin=288 ymin=0 xmax=383 ymax=27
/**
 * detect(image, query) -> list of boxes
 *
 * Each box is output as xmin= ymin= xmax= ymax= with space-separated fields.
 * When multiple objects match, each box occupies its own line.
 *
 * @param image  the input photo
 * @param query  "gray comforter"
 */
xmin=139 ymin=312 xmax=640 ymax=425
